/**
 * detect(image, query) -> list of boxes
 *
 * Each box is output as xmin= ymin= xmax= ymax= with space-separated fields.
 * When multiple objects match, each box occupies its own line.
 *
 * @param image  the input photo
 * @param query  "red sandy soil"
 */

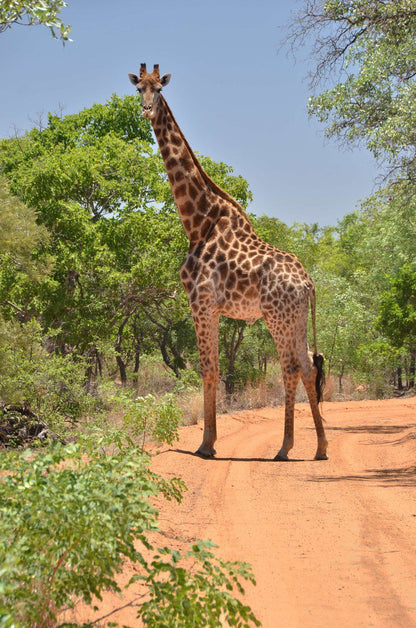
xmin=64 ymin=397 xmax=416 ymax=627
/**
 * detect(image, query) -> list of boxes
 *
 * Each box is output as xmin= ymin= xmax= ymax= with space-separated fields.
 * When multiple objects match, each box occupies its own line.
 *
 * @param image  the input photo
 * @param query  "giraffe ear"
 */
xmin=161 ymin=73 xmax=171 ymax=87
xmin=128 ymin=73 xmax=139 ymax=86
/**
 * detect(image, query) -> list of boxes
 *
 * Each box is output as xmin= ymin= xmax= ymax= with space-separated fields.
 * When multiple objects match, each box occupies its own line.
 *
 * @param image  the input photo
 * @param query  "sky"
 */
xmin=0 ymin=0 xmax=379 ymax=227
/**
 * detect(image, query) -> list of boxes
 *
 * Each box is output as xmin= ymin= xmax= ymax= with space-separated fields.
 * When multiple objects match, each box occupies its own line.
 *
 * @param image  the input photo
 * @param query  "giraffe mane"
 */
xmin=160 ymin=95 xmax=251 ymax=221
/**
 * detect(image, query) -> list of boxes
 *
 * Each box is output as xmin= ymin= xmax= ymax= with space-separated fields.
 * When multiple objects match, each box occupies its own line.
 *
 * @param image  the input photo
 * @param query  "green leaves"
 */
xmin=137 ymin=540 xmax=261 ymax=627
xmin=378 ymin=263 xmax=416 ymax=348
xmin=303 ymin=0 xmax=416 ymax=177
xmin=0 ymin=434 xmax=259 ymax=628
xmin=0 ymin=0 xmax=71 ymax=41
xmin=114 ymin=391 xmax=182 ymax=449
xmin=0 ymin=434 xmax=171 ymax=626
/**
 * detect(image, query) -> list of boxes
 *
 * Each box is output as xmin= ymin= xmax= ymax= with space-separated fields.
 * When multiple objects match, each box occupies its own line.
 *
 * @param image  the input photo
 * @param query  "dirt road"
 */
xmin=70 ymin=397 xmax=416 ymax=627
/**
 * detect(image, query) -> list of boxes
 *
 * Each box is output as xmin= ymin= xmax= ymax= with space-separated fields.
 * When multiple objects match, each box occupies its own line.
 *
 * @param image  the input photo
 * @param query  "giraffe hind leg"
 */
xmin=296 ymin=336 xmax=328 ymax=459
xmin=301 ymin=366 xmax=328 ymax=460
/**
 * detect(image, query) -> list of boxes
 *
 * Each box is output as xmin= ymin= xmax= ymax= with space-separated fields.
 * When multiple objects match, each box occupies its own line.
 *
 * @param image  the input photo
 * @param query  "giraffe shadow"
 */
xmin=323 ymin=423 xmax=416 ymax=435
xmin=308 ymin=466 xmax=416 ymax=488
xmin=173 ymin=448 xmax=308 ymax=462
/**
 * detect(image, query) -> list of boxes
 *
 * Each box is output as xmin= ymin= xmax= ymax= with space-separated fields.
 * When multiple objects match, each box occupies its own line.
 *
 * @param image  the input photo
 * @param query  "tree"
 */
xmin=284 ymin=3 xmax=416 ymax=393
xmin=0 ymin=0 xmax=71 ymax=40
xmin=0 ymin=177 xmax=52 ymax=322
xmin=287 ymin=0 xmax=416 ymax=185
xmin=378 ymin=263 xmax=416 ymax=387
xmin=1 ymin=95 xmax=174 ymax=380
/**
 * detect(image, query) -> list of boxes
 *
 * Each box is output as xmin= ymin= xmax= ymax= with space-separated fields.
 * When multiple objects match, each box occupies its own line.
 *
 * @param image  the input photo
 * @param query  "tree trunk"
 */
xmin=96 ymin=349 xmax=102 ymax=378
xmin=338 ymin=362 xmax=345 ymax=393
xmin=223 ymin=324 xmax=245 ymax=396
xmin=397 ymin=365 xmax=403 ymax=391
xmin=115 ymin=317 xmax=129 ymax=386
xmin=116 ymin=355 xmax=127 ymax=386
xmin=158 ymin=330 xmax=180 ymax=378
xmin=132 ymin=320 xmax=142 ymax=375
xmin=258 ymin=353 xmax=267 ymax=374
xmin=409 ymin=347 xmax=415 ymax=388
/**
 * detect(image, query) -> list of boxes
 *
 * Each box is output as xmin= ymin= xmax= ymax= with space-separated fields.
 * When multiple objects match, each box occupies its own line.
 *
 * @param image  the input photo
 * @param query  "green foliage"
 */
xmin=116 ymin=391 xmax=182 ymax=448
xmin=313 ymin=270 xmax=374 ymax=372
xmin=0 ymin=433 xmax=183 ymax=627
xmin=0 ymin=0 xmax=71 ymax=40
xmin=218 ymin=319 xmax=271 ymax=395
xmin=199 ymin=155 xmax=253 ymax=209
xmin=0 ymin=177 xmax=53 ymax=322
xmin=137 ymin=540 xmax=261 ymax=627
xmin=0 ymin=319 xmax=97 ymax=428
xmin=252 ymin=214 xmax=326 ymax=270
xmin=0 ymin=177 xmax=49 ymax=272
xmin=0 ymin=433 xmax=260 ymax=628
xmin=378 ymin=263 xmax=416 ymax=349
xmin=291 ymin=1 xmax=416 ymax=184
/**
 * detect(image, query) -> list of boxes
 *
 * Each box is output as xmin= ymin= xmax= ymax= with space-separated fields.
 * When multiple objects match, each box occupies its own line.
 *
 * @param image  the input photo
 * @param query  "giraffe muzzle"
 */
xmin=142 ymin=105 xmax=153 ymax=118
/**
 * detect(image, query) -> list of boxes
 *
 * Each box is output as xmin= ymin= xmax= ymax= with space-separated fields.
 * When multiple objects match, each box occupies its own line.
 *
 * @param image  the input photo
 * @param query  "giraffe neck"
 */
xmin=151 ymin=96 xmax=250 ymax=243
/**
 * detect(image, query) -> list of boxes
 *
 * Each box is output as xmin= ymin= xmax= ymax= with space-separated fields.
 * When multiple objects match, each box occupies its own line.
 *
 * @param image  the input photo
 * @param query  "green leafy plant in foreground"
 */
xmin=137 ymin=541 xmax=261 ymax=627
xmin=0 ymin=433 xmax=173 ymax=627
xmin=0 ymin=431 xmax=260 ymax=627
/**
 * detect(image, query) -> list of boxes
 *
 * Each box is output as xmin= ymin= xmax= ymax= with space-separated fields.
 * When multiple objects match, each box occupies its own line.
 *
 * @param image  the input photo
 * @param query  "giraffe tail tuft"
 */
xmin=313 ymin=353 xmax=325 ymax=404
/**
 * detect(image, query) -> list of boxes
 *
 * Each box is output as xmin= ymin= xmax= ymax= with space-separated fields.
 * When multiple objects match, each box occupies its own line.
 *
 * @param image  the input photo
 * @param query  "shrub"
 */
xmin=0 ymin=431 xmax=260 ymax=628
xmin=116 ymin=392 xmax=182 ymax=448
xmin=0 ymin=319 xmax=99 ymax=431
xmin=137 ymin=540 xmax=261 ymax=627
xmin=0 ymin=433 xmax=183 ymax=627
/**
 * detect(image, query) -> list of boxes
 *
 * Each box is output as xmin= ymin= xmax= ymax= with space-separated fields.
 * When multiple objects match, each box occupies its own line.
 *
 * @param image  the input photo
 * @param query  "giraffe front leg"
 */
xmin=197 ymin=370 xmax=218 ymax=457
xmin=192 ymin=309 xmax=219 ymax=458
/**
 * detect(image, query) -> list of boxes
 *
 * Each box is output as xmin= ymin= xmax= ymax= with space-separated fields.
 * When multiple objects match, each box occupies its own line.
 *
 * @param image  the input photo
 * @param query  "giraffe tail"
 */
xmin=310 ymin=285 xmax=325 ymax=404
xmin=313 ymin=353 xmax=325 ymax=404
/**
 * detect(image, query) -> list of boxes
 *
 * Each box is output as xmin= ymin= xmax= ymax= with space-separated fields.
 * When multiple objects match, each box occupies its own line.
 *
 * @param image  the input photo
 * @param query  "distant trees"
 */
xmin=378 ymin=264 xmax=416 ymax=389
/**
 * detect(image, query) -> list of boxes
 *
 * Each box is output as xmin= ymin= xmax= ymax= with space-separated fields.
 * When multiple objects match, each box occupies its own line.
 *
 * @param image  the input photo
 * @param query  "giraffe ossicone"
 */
xmin=128 ymin=63 xmax=328 ymax=461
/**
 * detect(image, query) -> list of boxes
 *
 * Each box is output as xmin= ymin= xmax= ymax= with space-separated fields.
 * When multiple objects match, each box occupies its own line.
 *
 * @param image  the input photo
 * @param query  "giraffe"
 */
xmin=128 ymin=63 xmax=328 ymax=461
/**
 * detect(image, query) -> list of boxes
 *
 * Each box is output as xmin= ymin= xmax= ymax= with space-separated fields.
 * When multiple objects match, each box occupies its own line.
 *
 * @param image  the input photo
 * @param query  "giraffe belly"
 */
xmin=216 ymin=298 xmax=263 ymax=324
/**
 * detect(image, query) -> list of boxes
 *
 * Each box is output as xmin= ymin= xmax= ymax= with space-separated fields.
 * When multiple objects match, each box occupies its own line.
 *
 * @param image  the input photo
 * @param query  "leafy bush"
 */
xmin=0 ymin=319 xmax=98 ymax=430
xmin=137 ymin=540 xmax=261 ymax=627
xmin=0 ymin=431 xmax=260 ymax=628
xmin=0 ymin=432 xmax=183 ymax=627
xmin=117 ymin=392 xmax=182 ymax=448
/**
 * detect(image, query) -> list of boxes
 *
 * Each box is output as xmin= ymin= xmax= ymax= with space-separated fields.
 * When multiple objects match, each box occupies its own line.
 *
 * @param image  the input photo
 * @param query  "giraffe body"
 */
xmin=129 ymin=64 xmax=328 ymax=460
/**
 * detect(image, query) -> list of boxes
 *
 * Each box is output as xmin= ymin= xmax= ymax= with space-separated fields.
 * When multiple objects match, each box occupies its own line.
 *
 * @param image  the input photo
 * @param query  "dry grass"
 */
xmin=178 ymin=389 xmax=204 ymax=426
xmin=129 ymin=357 xmax=391 ymax=430
xmin=135 ymin=356 xmax=178 ymax=397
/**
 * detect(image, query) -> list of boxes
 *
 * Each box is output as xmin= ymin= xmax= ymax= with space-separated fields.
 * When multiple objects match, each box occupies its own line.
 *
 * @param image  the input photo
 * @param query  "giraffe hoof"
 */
xmin=314 ymin=453 xmax=329 ymax=460
xmin=274 ymin=453 xmax=289 ymax=461
xmin=195 ymin=446 xmax=216 ymax=458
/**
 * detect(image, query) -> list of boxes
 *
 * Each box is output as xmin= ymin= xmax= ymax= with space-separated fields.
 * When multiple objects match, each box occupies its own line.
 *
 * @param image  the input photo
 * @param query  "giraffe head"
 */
xmin=128 ymin=63 xmax=171 ymax=119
